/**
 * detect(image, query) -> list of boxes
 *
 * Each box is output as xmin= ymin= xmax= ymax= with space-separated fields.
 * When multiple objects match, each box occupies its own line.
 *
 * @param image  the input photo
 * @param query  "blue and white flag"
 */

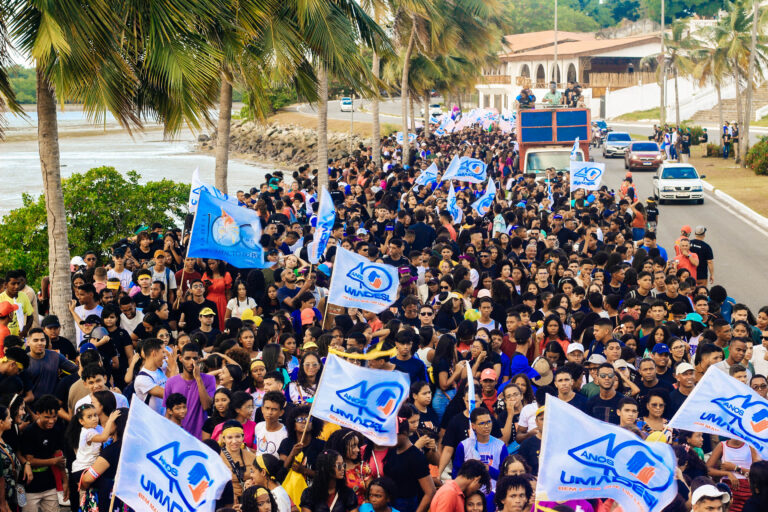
xmin=669 ymin=367 xmax=768 ymax=458
xmin=569 ymin=161 xmax=605 ymax=191
xmin=547 ymin=181 xmax=554 ymax=207
xmin=114 ymin=399 xmax=231 ymax=512
xmin=570 ymin=137 xmax=580 ymax=161
xmin=440 ymin=155 xmax=488 ymax=183
xmin=189 ymin=169 xmax=240 ymax=212
xmin=308 ymin=187 xmax=336 ymax=264
xmin=311 ymin=354 xmax=410 ymax=445
xmin=471 ymin=179 xmax=496 ymax=216
xmin=538 ymin=397 xmax=677 ymax=512
xmin=414 ymin=163 xmax=439 ymax=190
xmin=446 ymin=183 xmax=463 ymax=224
xmin=396 ymin=131 xmax=417 ymax=145
xmin=327 ymin=246 xmax=399 ymax=313
xmin=188 ymin=189 xmax=270 ymax=268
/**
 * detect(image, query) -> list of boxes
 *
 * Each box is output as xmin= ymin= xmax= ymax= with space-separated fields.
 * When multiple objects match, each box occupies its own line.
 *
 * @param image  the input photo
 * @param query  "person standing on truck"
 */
xmin=542 ymin=82 xmax=561 ymax=108
xmin=516 ymin=88 xmax=536 ymax=109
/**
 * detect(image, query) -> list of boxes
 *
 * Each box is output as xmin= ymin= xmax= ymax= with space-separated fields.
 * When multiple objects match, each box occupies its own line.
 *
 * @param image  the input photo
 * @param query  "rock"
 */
xmin=198 ymin=133 xmax=210 ymax=142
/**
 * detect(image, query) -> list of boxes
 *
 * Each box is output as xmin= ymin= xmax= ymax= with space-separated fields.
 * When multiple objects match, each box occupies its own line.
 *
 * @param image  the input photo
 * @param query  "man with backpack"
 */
xmin=133 ymin=339 xmax=169 ymax=414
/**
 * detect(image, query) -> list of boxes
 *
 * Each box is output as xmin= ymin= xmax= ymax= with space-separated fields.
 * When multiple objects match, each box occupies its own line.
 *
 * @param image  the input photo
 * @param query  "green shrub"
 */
xmin=381 ymin=123 xmax=399 ymax=137
xmin=705 ymin=143 xmax=723 ymax=157
xmin=745 ymin=137 xmax=768 ymax=175
xmin=680 ymin=124 xmax=706 ymax=146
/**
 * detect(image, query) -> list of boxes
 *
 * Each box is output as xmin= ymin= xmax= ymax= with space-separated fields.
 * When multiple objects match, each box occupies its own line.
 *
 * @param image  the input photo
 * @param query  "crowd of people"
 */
xmin=0 ymin=117 xmax=766 ymax=512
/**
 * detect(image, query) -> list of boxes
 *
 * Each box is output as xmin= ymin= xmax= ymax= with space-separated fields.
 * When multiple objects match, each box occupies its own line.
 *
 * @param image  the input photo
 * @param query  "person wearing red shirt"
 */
xmin=0 ymin=301 xmax=19 ymax=357
xmin=675 ymin=238 xmax=700 ymax=281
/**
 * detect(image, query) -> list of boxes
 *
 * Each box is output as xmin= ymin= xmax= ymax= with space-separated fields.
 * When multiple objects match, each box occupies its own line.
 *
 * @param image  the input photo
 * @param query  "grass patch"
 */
xmin=614 ymin=108 xmax=660 ymax=122
xmin=266 ymin=110 xmax=376 ymax=138
xmin=690 ymin=155 xmax=768 ymax=217
xmin=752 ymin=116 xmax=768 ymax=127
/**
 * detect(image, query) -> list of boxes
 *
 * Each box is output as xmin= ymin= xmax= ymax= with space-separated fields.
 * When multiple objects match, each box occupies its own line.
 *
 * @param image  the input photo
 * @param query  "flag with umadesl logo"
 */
xmin=327 ymin=246 xmax=399 ymax=313
xmin=311 ymin=354 xmax=410 ymax=445
xmin=668 ymin=367 xmax=768 ymax=458
xmin=308 ymin=186 xmax=335 ymax=264
xmin=188 ymin=168 xmax=239 ymax=212
xmin=537 ymin=397 xmax=677 ymax=512
xmin=188 ymin=189 xmax=271 ymax=268
xmin=569 ymin=161 xmax=605 ymax=191
xmin=471 ymin=179 xmax=496 ymax=216
xmin=114 ymin=399 xmax=231 ymax=512
xmin=440 ymin=155 xmax=488 ymax=183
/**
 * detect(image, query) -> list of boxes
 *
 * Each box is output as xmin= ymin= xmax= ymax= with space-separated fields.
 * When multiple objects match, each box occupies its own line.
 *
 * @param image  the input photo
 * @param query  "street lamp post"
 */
xmin=660 ymin=0 xmax=666 ymax=125
xmin=554 ymin=0 xmax=558 ymax=87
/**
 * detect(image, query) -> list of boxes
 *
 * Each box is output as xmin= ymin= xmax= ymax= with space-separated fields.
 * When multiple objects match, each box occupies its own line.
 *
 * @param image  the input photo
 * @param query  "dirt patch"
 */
xmin=690 ymin=154 xmax=768 ymax=217
xmin=265 ymin=111 xmax=376 ymax=138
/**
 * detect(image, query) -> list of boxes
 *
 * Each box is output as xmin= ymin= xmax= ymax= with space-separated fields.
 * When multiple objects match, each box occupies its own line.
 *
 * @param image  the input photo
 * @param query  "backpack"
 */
xmin=123 ymin=370 xmax=155 ymax=405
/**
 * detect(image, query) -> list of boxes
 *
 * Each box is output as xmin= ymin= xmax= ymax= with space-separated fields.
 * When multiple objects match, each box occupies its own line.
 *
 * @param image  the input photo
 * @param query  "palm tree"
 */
xmin=742 ymin=0 xmax=765 ymax=163
xmin=693 ymin=28 xmax=729 ymax=135
xmin=7 ymin=0 xmax=226 ymax=339
xmin=0 ymin=14 xmax=24 ymax=138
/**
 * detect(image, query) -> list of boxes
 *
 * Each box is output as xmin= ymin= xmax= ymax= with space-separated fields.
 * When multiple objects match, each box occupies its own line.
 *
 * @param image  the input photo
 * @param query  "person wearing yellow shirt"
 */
xmin=0 ymin=270 xmax=34 ymax=337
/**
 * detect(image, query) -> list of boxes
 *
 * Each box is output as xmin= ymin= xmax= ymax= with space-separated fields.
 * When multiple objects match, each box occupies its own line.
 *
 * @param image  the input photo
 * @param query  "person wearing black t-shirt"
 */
xmin=383 ymin=417 xmax=435 ymax=512
xmin=554 ymin=368 xmax=588 ymax=413
xmin=41 ymin=315 xmax=77 ymax=361
xmin=586 ymin=363 xmax=625 ymax=424
xmin=0 ymin=347 xmax=28 ymax=406
xmin=21 ymin=395 xmax=68 ymax=507
xmin=634 ymin=358 xmax=674 ymax=414
xmin=178 ymin=279 xmax=218 ymax=333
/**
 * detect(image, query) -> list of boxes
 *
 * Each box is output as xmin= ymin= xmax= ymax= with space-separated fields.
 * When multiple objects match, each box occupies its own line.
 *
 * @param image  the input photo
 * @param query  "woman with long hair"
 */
xmin=202 ymin=388 xmax=233 ymax=440
xmin=226 ymin=281 xmax=257 ymax=320
xmin=669 ymin=337 xmax=691 ymax=365
xmin=0 ymin=405 xmax=21 ymax=512
xmin=250 ymin=454 xmax=293 ymax=512
xmin=707 ymin=437 xmax=761 ymax=512
xmin=743 ymin=460 xmax=768 ymax=512
xmin=247 ymin=360 xmax=267 ymax=408
xmin=637 ymin=389 xmax=670 ymax=437
xmin=262 ymin=343 xmax=289 ymax=385
xmin=79 ymin=408 xmax=131 ymax=512
xmin=288 ymin=353 xmax=323 ymax=405
xmin=538 ymin=314 xmax=569 ymax=354
xmin=434 ymin=294 xmax=464 ymax=332
xmin=218 ymin=419 xmax=257 ymax=505
xmin=212 ymin=391 xmax=257 ymax=449
xmin=409 ymin=381 xmax=439 ymax=435
xmin=237 ymin=327 xmax=258 ymax=360
xmin=431 ymin=335 xmax=465 ymax=422
xmin=645 ymin=325 xmax=672 ymax=354
xmin=327 ymin=429 xmax=371 ymax=506
xmin=260 ymin=285 xmax=281 ymax=317
xmin=241 ymin=485 xmax=278 ymax=512
xmin=299 ymin=449 xmax=359 ymax=512
xmin=278 ymin=405 xmax=324 ymax=486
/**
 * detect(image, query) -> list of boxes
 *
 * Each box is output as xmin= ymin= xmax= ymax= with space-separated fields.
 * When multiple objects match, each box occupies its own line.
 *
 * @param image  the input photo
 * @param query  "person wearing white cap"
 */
xmin=668 ymin=362 xmax=696 ymax=416
xmin=691 ymin=484 xmax=730 ymax=512
xmin=565 ymin=343 xmax=585 ymax=365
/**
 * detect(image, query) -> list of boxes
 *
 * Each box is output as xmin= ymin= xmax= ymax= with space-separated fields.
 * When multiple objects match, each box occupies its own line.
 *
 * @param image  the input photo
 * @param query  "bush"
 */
xmin=745 ymin=137 xmax=768 ymax=175
xmin=0 ymin=167 xmax=190 ymax=287
xmin=681 ymin=124 xmax=706 ymax=146
xmin=705 ymin=143 xmax=723 ymax=157
xmin=381 ymin=123 xmax=399 ymax=137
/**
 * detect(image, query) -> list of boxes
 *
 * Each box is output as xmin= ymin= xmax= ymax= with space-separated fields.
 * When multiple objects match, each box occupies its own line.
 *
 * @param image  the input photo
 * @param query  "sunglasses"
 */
xmin=335 ymin=462 xmax=347 ymax=470
xmin=420 ymin=311 xmax=433 ymax=316
xmin=598 ymin=373 xmax=615 ymax=379
xmin=752 ymin=384 xmax=768 ymax=390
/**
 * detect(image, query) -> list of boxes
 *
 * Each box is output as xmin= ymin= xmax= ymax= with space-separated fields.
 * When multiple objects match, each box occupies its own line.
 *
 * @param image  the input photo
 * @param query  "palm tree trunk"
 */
xmin=37 ymin=70 xmax=75 ymax=341
xmin=371 ymin=51 xmax=381 ymax=167
xmin=409 ymin=96 xmax=416 ymax=131
xmin=214 ymin=74 xmax=232 ymax=194
xmin=674 ymin=67 xmax=680 ymax=126
xmin=743 ymin=0 xmax=759 ymax=167
xmin=733 ymin=66 xmax=742 ymax=164
xmin=401 ymin=28 xmax=416 ymax=167
xmin=716 ymin=79 xmax=723 ymax=137
xmin=423 ymin=92 xmax=430 ymax=139
xmin=317 ymin=64 xmax=329 ymax=191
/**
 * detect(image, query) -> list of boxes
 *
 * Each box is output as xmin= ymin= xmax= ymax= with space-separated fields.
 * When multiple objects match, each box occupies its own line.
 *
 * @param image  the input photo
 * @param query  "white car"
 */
xmin=420 ymin=103 xmax=442 ymax=116
xmin=340 ymin=97 xmax=354 ymax=112
xmin=602 ymin=132 xmax=632 ymax=157
xmin=652 ymin=163 xmax=706 ymax=204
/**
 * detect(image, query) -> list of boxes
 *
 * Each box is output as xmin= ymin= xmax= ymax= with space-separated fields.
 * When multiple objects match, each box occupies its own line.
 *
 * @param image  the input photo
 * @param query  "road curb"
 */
xmin=704 ymin=183 xmax=768 ymax=231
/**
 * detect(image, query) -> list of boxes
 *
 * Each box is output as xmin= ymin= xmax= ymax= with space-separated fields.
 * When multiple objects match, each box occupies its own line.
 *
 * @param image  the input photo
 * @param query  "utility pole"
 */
xmin=742 ymin=0 xmax=759 ymax=166
xmin=660 ymin=0 xmax=666 ymax=125
xmin=350 ymin=92 xmax=355 ymax=154
xmin=554 ymin=0 xmax=558 ymax=87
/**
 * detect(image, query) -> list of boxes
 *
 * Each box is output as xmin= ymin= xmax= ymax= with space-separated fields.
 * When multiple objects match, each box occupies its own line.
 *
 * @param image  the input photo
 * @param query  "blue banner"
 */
xmin=537 ymin=397 xmax=677 ymax=512
xmin=440 ymin=155 xmax=487 ymax=183
xmin=471 ymin=179 xmax=496 ymax=217
xmin=188 ymin=189 xmax=270 ymax=268
xmin=327 ymin=246 xmax=399 ymax=313
xmin=668 ymin=367 xmax=768 ymax=458
xmin=311 ymin=354 xmax=410 ymax=445
xmin=414 ymin=163 xmax=439 ymax=190
xmin=396 ymin=132 xmax=417 ymax=145
xmin=570 ymin=137 xmax=580 ymax=160
xmin=446 ymin=183 xmax=463 ymax=224
xmin=308 ymin=187 xmax=336 ymax=264
xmin=114 ymin=399 xmax=232 ymax=512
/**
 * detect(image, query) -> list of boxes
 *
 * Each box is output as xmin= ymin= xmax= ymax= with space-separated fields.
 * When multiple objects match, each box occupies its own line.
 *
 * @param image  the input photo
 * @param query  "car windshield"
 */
xmin=527 ymin=151 xmax=583 ymax=173
xmin=607 ymin=133 xmax=631 ymax=142
xmin=430 ymin=104 xmax=440 ymax=109
xmin=661 ymin=166 xmax=699 ymax=179
xmin=631 ymin=143 xmax=659 ymax=151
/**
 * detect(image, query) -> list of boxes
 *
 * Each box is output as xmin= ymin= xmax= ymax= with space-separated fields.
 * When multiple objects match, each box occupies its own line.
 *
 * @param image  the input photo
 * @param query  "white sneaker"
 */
xmin=57 ymin=490 xmax=70 ymax=507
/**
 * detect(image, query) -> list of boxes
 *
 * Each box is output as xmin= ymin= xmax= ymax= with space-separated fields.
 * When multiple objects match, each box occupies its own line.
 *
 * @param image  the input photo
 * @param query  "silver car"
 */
xmin=602 ymin=132 xmax=632 ymax=158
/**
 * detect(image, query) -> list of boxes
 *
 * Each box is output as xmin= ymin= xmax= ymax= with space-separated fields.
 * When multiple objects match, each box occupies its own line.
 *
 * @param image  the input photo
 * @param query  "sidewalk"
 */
xmin=690 ymin=154 xmax=768 ymax=218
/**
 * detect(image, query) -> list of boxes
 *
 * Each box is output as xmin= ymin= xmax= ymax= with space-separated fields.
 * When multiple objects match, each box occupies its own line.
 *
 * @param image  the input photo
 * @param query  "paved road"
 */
xmin=595 ymin=152 xmax=768 ymax=311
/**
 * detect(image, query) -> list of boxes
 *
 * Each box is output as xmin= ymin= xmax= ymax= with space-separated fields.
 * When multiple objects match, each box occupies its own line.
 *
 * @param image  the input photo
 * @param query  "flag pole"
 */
xmin=300 ymin=353 xmax=334 ymax=445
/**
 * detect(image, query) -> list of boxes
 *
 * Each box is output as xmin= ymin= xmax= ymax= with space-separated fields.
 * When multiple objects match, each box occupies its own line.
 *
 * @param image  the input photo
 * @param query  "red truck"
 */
xmin=516 ymin=108 xmax=591 ymax=178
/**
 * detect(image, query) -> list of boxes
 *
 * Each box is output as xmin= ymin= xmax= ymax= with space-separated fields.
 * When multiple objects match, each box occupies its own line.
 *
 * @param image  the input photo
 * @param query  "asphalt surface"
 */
xmin=595 ymin=150 xmax=768 ymax=311
xmin=296 ymin=97 xmax=768 ymax=309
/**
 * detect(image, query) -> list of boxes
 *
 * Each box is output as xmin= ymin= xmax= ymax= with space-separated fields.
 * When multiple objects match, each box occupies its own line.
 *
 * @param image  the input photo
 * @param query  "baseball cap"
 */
xmin=199 ymin=307 xmax=216 ymax=317
xmin=70 ymin=256 xmax=86 ymax=268
xmin=0 ymin=301 xmax=19 ymax=318
xmin=154 ymin=249 xmax=166 ymax=258
xmin=300 ymin=308 xmax=316 ymax=324
xmin=476 ymin=289 xmax=492 ymax=299
xmin=613 ymin=359 xmax=636 ymax=371
xmin=694 ymin=225 xmax=707 ymax=235
xmin=691 ymin=485 xmax=730 ymax=505
xmin=675 ymin=362 xmax=695 ymax=375
xmin=566 ymin=343 xmax=585 ymax=354
xmin=681 ymin=225 xmax=692 ymax=235
xmin=302 ymin=341 xmax=319 ymax=351
xmin=80 ymin=314 xmax=102 ymax=325
xmin=535 ymin=405 xmax=546 ymax=417
xmin=652 ymin=343 xmax=670 ymax=354
xmin=683 ymin=312 xmax=706 ymax=326
xmin=480 ymin=368 xmax=498 ymax=381
xmin=356 ymin=228 xmax=368 ymax=236
xmin=79 ymin=342 xmax=97 ymax=354
xmin=532 ymin=357 xmax=553 ymax=386
xmin=41 ymin=315 xmax=61 ymax=328
xmin=586 ymin=354 xmax=607 ymax=365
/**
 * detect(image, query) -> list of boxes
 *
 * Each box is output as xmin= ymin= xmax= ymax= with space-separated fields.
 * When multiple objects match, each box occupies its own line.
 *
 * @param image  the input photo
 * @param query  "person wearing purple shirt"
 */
xmin=163 ymin=342 xmax=215 ymax=438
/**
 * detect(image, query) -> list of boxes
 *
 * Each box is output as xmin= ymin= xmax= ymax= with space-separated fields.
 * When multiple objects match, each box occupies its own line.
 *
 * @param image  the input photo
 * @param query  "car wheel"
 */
xmin=697 ymin=199 xmax=704 ymax=205
xmin=624 ymin=161 xmax=628 ymax=169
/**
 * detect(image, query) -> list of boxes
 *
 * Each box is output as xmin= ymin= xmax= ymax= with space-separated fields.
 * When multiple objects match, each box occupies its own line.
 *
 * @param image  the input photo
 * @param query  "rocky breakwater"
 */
xmin=198 ymin=121 xmax=371 ymax=166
